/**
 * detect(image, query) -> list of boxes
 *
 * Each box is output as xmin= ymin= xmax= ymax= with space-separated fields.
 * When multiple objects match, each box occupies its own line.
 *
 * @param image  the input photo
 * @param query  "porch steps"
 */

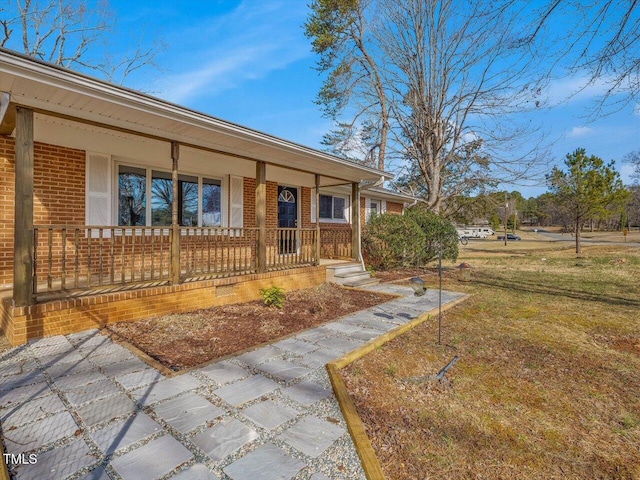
xmin=325 ymin=262 xmax=379 ymax=288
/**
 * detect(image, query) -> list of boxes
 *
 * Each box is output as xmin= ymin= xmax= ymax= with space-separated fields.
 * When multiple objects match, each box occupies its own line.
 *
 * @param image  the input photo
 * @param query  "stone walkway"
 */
xmin=0 ymin=284 xmax=464 ymax=480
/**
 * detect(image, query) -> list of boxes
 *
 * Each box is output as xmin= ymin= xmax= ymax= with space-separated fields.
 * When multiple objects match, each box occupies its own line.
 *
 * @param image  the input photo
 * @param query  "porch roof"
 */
xmin=0 ymin=48 xmax=393 ymax=185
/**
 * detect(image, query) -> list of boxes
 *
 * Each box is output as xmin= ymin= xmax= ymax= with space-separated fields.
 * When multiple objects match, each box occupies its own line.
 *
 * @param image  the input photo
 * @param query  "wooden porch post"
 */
xmin=315 ymin=174 xmax=320 ymax=265
xmin=170 ymin=142 xmax=180 ymax=284
xmin=13 ymin=107 xmax=34 ymax=307
xmin=256 ymin=161 xmax=267 ymax=273
xmin=351 ymin=182 xmax=361 ymax=262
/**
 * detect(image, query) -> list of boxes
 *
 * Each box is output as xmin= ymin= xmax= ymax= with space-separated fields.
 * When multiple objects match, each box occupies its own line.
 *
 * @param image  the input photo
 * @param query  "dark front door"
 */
xmin=277 ymin=186 xmax=298 ymax=254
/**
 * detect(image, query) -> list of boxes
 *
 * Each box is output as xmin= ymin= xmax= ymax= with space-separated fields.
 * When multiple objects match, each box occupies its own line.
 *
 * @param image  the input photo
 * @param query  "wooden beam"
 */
xmin=13 ymin=107 xmax=34 ymax=307
xmin=170 ymin=142 xmax=180 ymax=285
xmin=19 ymin=104 xmax=367 ymax=185
xmin=256 ymin=161 xmax=267 ymax=273
xmin=315 ymin=174 xmax=321 ymax=265
xmin=0 ymin=93 xmax=16 ymax=135
xmin=351 ymin=182 xmax=361 ymax=262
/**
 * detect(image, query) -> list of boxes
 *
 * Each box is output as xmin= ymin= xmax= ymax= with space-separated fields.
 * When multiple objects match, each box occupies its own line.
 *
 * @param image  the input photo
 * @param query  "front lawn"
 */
xmin=342 ymin=245 xmax=640 ymax=479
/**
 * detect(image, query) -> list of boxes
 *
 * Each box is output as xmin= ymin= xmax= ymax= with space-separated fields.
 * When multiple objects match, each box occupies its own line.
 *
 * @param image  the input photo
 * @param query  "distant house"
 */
xmin=0 ymin=48 xmax=413 ymax=345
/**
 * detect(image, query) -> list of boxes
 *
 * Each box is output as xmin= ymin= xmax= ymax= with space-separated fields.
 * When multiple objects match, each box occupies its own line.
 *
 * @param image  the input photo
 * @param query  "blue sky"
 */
xmin=110 ymin=0 xmax=639 ymax=198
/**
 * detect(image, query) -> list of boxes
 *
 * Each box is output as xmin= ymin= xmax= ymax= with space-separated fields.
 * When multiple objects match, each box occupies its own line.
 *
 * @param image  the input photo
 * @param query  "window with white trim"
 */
xmin=117 ymin=164 xmax=222 ymax=227
xmin=369 ymin=200 xmax=379 ymax=220
xmin=319 ymin=194 xmax=347 ymax=221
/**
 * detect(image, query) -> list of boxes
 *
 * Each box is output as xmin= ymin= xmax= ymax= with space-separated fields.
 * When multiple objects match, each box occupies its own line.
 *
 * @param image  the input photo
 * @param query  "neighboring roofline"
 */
xmin=0 ymin=47 xmax=394 ymax=181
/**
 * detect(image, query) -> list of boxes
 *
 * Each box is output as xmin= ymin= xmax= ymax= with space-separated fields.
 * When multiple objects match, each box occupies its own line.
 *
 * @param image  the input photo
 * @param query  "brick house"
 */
xmin=0 ymin=48 xmax=413 ymax=345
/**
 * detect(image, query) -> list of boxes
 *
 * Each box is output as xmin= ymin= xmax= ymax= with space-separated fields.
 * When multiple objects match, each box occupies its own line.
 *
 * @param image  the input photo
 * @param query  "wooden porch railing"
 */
xmin=32 ymin=225 xmax=321 ymax=296
xmin=180 ymin=227 xmax=258 ymax=280
xmin=266 ymin=228 xmax=317 ymax=270
xmin=320 ymin=227 xmax=353 ymax=259
xmin=33 ymin=226 xmax=172 ymax=294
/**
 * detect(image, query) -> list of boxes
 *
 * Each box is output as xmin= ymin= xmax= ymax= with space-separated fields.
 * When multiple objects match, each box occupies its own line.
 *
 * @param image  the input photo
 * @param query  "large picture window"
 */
xmin=202 ymin=178 xmax=222 ymax=227
xmin=179 ymin=174 xmax=198 ymax=227
xmin=118 ymin=166 xmax=146 ymax=226
xmin=118 ymin=165 xmax=222 ymax=227
xmin=151 ymin=170 xmax=172 ymax=226
xmin=319 ymin=194 xmax=347 ymax=221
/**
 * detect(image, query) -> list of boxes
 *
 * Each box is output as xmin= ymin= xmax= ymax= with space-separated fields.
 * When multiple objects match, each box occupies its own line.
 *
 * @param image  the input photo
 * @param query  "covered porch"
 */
xmin=0 ymin=48 xmax=393 ymax=344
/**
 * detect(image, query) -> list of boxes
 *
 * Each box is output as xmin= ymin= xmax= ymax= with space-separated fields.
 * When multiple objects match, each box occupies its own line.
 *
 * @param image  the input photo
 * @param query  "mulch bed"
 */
xmin=105 ymin=283 xmax=396 ymax=371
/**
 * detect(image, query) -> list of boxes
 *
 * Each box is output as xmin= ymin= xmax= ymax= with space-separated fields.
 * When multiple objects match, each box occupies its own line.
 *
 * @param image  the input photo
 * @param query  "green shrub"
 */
xmin=259 ymin=286 xmax=285 ymax=308
xmin=363 ymin=213 xmax=426 ymax=270
xmin=404 ymin=206 xmax=459 ymax=263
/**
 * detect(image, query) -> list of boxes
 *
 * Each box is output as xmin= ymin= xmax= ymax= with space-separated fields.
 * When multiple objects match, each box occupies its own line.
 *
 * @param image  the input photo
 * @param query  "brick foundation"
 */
xmin=1 ymin=266 xmax=326 ymax=346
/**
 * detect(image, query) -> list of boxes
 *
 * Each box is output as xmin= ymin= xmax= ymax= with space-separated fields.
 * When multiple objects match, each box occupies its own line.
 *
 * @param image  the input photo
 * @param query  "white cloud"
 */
xmin=545 ymin=74 xmax=616 ymax=106
xmin=157 ymin=1 xmax=310 ymax=103
xmin=566 ymin=126 xmax=594 ymax=138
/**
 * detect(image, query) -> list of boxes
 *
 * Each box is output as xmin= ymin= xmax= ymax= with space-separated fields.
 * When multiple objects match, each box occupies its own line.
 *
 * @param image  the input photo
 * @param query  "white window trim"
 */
xmin=113 ymin=160 xmax=226 ymax=228
xmin=368 ymin=199 xmax=380 ymax=221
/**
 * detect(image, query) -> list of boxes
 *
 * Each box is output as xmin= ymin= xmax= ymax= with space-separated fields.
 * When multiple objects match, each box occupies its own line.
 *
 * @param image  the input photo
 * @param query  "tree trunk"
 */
xmin=575 ymin=217 xmax=581 ymax=254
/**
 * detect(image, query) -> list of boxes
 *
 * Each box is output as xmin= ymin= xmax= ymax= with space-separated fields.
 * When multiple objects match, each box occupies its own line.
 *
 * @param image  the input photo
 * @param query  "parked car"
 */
xmin=497 ymin=233 xmax=521 ymax=241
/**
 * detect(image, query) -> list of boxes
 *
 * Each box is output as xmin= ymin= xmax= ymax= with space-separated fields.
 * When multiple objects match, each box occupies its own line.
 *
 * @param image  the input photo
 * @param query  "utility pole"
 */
xmin=504 ymin=193 xmax=509 ymax=246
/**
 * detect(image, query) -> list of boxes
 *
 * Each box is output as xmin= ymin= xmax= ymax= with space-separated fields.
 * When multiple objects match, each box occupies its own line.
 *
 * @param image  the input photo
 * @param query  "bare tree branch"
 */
xmin=1 ymin=0 xmax=162 ymax=86
xmin=527 ymin=0 xmax=640 ymax=116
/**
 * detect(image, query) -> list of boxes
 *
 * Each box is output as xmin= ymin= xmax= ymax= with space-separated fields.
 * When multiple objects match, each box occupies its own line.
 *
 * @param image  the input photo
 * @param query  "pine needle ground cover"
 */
xmin=343 ymin=244 xmax=640 ymax=479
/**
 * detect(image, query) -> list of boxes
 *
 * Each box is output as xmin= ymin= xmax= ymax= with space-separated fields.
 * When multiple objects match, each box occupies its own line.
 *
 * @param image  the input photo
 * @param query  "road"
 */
xmin=530 ymin=229 xmax=640 ymax=247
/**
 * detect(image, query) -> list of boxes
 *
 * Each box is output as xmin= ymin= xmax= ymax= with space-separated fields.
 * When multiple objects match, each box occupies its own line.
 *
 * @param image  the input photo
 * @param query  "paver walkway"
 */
xmin=0 ymin=284 xmax=464 ymax=480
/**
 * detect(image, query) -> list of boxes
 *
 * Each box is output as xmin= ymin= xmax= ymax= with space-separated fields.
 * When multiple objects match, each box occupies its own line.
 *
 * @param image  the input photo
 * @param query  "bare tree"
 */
xmin=626 ymin=149 xmax=640 ymax=184
xmin=306 ymin=0 xmax=549 ymax=212
xmin=528 ymin=1 xmax=639 ymax=115
xmin=627 ymin=185 xmax=640 ymax=229
xmin=0 ymin=0 xmax=161 ymax=85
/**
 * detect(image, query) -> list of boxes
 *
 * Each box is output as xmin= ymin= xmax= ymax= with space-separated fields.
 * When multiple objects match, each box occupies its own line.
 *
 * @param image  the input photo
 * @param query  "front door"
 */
xmin=277 ymin=186 xmax=298 ymax=254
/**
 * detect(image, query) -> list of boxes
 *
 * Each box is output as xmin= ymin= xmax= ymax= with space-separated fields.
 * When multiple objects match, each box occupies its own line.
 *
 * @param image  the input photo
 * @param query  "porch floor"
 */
xmin=0 ymin=283 xmax=467 ymax=479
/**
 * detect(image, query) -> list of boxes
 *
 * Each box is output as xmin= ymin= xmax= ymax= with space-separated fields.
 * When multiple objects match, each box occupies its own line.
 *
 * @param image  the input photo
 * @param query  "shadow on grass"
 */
xmin=472 ymin=271 xmax=640 ymax=309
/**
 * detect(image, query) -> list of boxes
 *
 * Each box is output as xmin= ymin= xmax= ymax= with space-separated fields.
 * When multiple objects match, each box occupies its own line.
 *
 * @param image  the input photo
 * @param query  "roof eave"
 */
xmin=0 ymin=48 xmax=393 ymax=184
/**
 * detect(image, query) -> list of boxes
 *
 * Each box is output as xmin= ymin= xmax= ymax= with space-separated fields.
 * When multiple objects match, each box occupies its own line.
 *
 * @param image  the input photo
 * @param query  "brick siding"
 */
xmin=0 ymin=137 xmax=85 ymax=286
xmin=386 ymin=201 xmax=404 ymax=214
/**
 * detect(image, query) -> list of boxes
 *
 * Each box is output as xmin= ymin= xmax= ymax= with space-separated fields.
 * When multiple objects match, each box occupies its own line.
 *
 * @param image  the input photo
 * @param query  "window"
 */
xmin=367 ymin=200 xmax=380 ymax=222
xmin=179 ymin=174 xmax=198 ymax=227
xmin=118 ymin=166 xmax=146 ymax=226
xmin=117 ymin=165 xmax=222 ymax=227
xmin=202 ymin=178 xmax=222 ymax=227
xmin=319 ymin=194 xmax=347 ymax=221
xmin=151 ymin=170 xmax=172 ymax=226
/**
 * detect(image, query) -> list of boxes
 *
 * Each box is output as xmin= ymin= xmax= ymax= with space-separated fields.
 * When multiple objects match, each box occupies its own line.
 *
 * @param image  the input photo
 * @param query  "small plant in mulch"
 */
xmin=259 ymin=286 xmax=285 ymax=308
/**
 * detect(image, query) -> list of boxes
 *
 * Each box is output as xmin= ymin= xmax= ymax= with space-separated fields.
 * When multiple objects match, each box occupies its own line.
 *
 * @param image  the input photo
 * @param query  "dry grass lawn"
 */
xmin=343 ymin=242 xmax=640 ymax=479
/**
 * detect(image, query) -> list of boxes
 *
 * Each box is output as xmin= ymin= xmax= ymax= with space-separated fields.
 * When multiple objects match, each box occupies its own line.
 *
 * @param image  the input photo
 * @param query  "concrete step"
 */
xmin=325 ymin=262 xmax=364 ymax=283
xmin=325 ymin=261 xmax=378 ymax=286
xmin=325 ymin=262 xmax=363 ymax=275
xmin=333 ymin=271 xmax=373 ymax=283
xmin=343 ymin=277 xmax=380 ymax=288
